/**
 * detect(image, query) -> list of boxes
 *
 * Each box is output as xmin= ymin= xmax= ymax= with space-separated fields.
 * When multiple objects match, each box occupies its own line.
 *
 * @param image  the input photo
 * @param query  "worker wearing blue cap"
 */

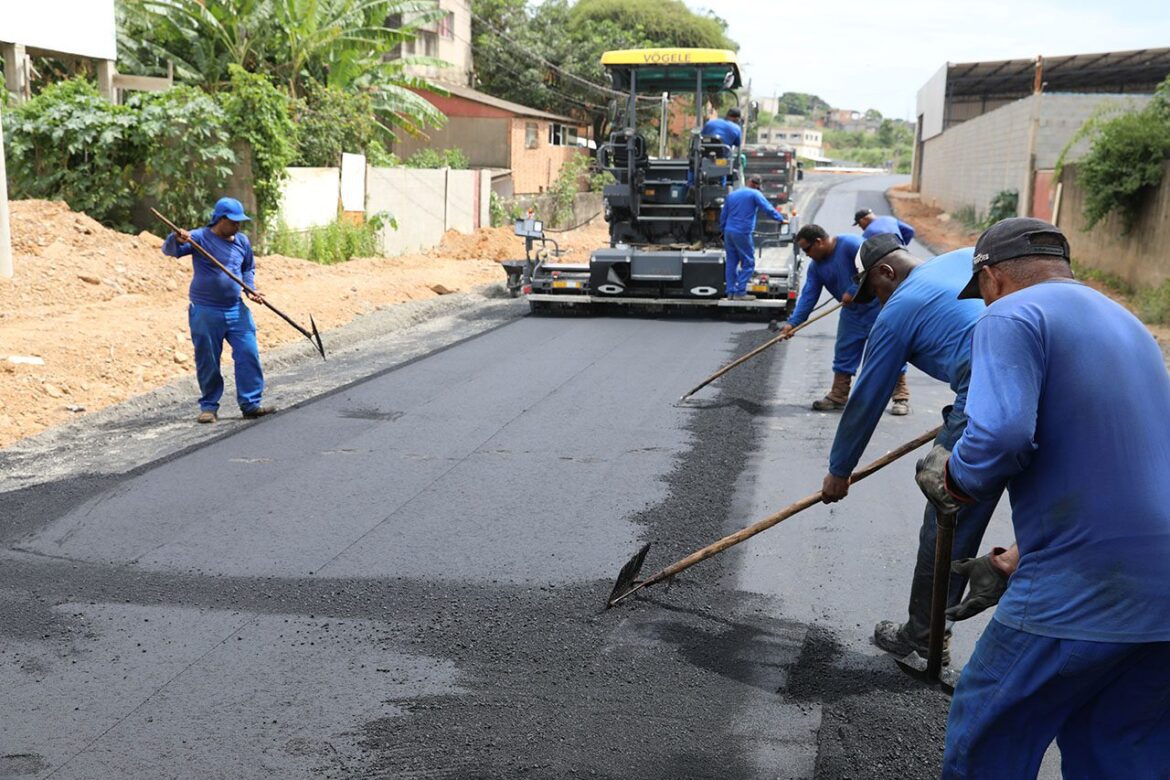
xmin=162 ymin=197 xmax=275 ymax=423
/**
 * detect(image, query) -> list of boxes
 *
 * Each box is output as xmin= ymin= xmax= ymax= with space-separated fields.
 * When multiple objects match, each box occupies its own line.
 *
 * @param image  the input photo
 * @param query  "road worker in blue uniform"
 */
xmin=162 ymin=197 xmax=275 ymax=424
xmin=719 ymin=175 xmax=787 ymax=301
xmin=854 ymin=208 xmax=915 ymax=245
xmin=700 ymin=106 xmax=743 ymax=150
xmin=820 ymin=233 xmax=1002 ymax=663
xmin=780 ymin=224 xmax=910 ymax=414
xmin=914 ymin=218 xmax=1170 ymax=778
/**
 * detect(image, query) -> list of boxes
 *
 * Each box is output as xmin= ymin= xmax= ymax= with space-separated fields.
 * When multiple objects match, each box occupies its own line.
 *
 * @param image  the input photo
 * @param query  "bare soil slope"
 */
xmin=0 ymin=200 xmax=606 ymax=447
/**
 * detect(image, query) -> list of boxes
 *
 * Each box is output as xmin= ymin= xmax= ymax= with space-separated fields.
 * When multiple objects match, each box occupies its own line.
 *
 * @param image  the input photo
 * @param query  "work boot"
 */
xmin=241 ymin=406 xmax=277 ymax=419
xmin=873 ymin=619 xmax=951 ymax=666
xmin=197 ymin=410 xmax=217 ymax=424
xmin=889 ymin=373 xmax=911 ymax=416
xmin=811 ymin=372 xmax=852 ymax=411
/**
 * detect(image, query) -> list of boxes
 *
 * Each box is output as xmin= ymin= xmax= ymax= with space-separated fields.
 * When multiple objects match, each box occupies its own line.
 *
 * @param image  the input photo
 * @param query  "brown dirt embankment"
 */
xmin=0 ymin=200 xmax=607 ymax=448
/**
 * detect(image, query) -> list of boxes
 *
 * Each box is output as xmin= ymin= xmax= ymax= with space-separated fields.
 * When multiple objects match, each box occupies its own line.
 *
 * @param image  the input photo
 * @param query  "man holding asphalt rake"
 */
xmin=162 ymin=197 xmax=276 ymax=424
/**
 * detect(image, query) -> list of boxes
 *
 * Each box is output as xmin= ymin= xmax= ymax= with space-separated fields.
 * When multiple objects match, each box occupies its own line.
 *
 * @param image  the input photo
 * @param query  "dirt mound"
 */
xmin=2 ymin=200 xmax=192 ymax=306
xmin=430 ymin=219 xmax=610 ymax=264
xmin=432 ymin=226 xmax=524 ymax=262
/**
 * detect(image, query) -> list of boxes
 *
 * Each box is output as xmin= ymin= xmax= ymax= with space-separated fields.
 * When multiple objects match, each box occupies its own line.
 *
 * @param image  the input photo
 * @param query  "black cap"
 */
xmin=748 ymin=174 xmax=763 ymax=186
xmin=958 ymin=217 xmax=1070 ymax=299
xmin=852 ymin=233 xmax=903 ymax=303
xmin=727 ymin=106 xmax=742 ymax=119
xmin=852 ymin=208 xmax=873 ymax=226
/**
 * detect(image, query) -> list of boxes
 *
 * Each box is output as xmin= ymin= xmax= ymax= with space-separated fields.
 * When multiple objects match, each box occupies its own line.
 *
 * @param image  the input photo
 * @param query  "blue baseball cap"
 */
xmin=208 ymin=197 xmax=251 ymax=225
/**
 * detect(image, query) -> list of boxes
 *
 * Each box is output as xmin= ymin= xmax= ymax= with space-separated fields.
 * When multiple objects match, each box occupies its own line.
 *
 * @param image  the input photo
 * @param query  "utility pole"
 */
xmin=1020 ymin=55 xmax=1044 ymax=218
xmin=0 ymin=103 xmax=12 ymax=278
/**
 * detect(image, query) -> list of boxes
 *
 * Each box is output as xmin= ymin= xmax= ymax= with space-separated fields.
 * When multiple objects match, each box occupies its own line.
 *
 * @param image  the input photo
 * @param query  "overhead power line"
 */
xmin=449 ymin=29 xmax=610 ymax=112
xmin=469 ymin=10 xmax=657 ymax=102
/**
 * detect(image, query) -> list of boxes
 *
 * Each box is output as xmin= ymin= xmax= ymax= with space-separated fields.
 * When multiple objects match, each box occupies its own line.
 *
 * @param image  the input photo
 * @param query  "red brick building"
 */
xmin=395 ymin=84 xmax=587 ymax=196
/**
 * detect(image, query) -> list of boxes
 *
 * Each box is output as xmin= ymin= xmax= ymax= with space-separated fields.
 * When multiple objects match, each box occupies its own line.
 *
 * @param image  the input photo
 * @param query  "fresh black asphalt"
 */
xmin=0 ymin=175 xmax=1040 ymax=779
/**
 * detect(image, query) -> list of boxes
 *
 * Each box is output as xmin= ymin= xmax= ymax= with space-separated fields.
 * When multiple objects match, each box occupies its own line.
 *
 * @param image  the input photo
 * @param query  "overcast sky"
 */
xmin=693 ymin=0 xmax=1169 ymax=119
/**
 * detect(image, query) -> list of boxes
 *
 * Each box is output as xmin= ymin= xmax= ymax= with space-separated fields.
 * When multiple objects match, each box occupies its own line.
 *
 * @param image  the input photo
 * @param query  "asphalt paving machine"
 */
xmin=524 ymin=48 xmax=798 ymax=315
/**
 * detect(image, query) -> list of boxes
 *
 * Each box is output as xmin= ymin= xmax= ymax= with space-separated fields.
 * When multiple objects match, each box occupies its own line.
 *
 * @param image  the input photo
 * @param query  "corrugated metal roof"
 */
xmin=947 ymin=47 xmax=1170 ymax=100
xmin=438 ymin=83 xmax=580 ymax=124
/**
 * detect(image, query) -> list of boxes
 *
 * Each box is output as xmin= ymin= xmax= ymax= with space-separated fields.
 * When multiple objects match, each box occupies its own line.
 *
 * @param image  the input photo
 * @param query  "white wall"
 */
xmin=1 ymin=1 xmax=117 ymax=60
xmin=917 ymin=64 xmax=948 ymax=142
xmin=276 ymin=165 xmax=491 ymax=256
xmin=278 ymin=168 xmax=341 ymax=230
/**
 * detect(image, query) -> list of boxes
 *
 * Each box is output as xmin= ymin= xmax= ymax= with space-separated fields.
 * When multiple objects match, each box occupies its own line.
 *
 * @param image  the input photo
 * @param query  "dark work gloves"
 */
xmin=914 ymin=444 xmax=974 ymax=515
xmin=947 ymin=548 xmax=1011 ymax=621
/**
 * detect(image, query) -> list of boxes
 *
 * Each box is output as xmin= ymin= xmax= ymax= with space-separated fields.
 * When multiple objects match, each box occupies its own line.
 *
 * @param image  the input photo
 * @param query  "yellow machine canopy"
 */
xmin=601 ymin=48 xmax=742 ymax=92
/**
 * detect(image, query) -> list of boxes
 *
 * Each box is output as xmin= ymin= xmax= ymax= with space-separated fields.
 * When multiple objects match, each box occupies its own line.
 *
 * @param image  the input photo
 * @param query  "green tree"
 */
xmin=3 ymin=80 xmax=141 ymax=227
xmin=472 ymin=0 xmax=737 ymax=144
xmin=777 ymin=92 xmax=829 ymax=117
xmin=219 ymin=65 xmax=297 ymax=226
xmin=569 ymin=0 xmax=734 ymax=49
xmin=291 ymin=81 xmax=387 ymax=166
xmin=3 ymin=79 xmax=235 ymax=229
xmin=120 ymin=0 xmax=445 ymax=136
xmin=1078 ymin=108 xmax=1170 ymax=231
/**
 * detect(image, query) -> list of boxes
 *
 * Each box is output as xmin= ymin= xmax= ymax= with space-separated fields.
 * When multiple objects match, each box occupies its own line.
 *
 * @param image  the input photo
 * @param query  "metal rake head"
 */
xmin=606 ymin=542 xmax=651 ymax=608
xmin=894 ymin=650 xmax=958 ymax=695
xmin=309 ymin=314 xmax=326 ymax=360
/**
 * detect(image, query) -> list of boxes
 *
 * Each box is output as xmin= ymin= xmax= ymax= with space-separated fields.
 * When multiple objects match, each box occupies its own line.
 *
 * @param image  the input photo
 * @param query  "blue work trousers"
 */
xmin=723 ymin=231 xmax=755 ymax=296
xmin=833 ymin=305 xmax=876 ymax=375
xmin=188 ymin=301 xmax=264 ymax=413
xmin=903 ymin=401 xmax=1002 ymax=644
xmin=944 ymin=619 xmax=1170 ymax=779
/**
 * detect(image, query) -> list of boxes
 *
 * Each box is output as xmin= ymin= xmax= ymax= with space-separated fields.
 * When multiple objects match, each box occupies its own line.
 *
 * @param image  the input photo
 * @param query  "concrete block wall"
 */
xmin=920 ymin=96 xmax=1033 ymax=217
xmin=919 ymin=93 xmax=1151 ymax=218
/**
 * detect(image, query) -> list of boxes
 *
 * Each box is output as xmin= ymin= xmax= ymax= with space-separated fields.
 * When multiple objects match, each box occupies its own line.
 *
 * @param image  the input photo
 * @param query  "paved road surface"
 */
xmin=0 ymin=175 xmax=1057 ymax=778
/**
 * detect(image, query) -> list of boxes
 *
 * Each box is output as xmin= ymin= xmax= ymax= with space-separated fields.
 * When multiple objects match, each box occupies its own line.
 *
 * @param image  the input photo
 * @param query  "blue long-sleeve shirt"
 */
xmin=719 ymin=187 xmax=784 ymax=235
xmin=828 ymin=248 xmax=984 ymax=476
xmin=701 ymin=117 xmax=742 ymax=149
xmin=948 ymin=280 xmax=1170 ymax=642
xmin=786 ymin=234 xmax=877 ymax=327
xmin=162 ymin=227 xmax=255 ymax=309
xmin=862 ymin=215 xmax=915 ymax=246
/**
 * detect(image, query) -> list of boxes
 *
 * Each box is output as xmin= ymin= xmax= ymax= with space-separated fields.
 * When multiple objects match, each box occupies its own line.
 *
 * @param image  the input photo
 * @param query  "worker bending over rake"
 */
xmin=820 ymin=232 xmax=1002 ymax=664
xmin=781 ymin=224 xmax=910 ymax=414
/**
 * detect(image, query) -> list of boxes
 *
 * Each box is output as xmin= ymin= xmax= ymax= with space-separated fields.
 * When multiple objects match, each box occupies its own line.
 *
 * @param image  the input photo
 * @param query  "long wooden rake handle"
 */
xmin=679 ymin=300 xmax=844 ymax=401
xmin=152 ymin=208 xmax=325 ymax=359
xmin=609 ymin=425 xmax=943 ymax=607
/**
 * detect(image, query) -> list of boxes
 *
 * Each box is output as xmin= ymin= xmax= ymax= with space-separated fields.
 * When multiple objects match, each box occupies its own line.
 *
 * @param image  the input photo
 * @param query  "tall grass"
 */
xmin=1073 ymin=261 xmax=1170 ymax=325
xmin=267 ymin=215 xmax=391 ymax=264
xmin=1136 ymin=280 xmax=1170 ymax=324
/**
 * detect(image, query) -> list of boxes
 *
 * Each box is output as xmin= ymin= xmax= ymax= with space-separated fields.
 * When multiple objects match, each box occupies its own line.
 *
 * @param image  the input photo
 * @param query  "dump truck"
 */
xmin=523 ymin=48 xmax=798 ymax=315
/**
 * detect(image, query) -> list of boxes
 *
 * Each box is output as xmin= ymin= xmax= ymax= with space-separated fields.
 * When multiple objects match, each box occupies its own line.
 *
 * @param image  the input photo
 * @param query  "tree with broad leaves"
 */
xmin=118 ymin=0 xmax=447 ymax=137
